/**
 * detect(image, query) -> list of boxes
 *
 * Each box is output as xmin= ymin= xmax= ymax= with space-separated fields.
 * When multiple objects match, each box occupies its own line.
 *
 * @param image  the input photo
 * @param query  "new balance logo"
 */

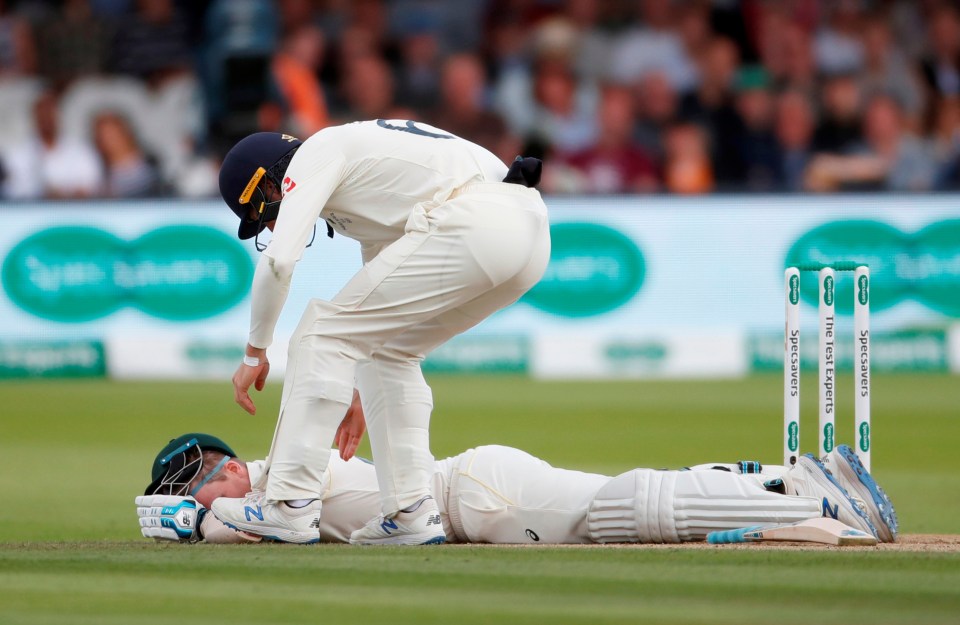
xmin=380 ymin=517 xmax=399 ymax=534
xmin=244 ymin=505 xmax=264 ymax=522
xmin=426 ymin=515 xmax=442 ymax=526
xmin=822 ymin=498 xmax=839 ymax=520
xmin=309 ymin=519 xmax=321 ymax=529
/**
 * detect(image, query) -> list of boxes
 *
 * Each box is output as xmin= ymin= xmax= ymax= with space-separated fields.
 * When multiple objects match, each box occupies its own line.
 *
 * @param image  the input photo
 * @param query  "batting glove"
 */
xmin=136 ymin=494 xmax=205 ymax=542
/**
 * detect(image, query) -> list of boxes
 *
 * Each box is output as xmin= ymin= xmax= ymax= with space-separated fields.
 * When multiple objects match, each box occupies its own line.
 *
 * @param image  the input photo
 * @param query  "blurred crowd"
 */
xmin=3 ymin=0 xmax=960 ymax=200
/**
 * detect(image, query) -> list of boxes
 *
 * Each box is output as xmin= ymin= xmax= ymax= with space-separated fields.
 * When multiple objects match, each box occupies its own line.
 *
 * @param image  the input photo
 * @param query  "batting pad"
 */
xmin=586 ymin=469 xmax=821 ymax=543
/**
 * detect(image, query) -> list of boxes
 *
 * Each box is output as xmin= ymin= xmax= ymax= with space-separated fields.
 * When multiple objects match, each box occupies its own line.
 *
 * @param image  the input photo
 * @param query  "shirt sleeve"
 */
xmin=246 ymin=137 xmax=346 ymax=349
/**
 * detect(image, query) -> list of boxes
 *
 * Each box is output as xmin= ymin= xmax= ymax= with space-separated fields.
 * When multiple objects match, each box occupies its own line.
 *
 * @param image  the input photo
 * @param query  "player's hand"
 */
xmin=233 ymin=346 xmax=269 ymax=415
xmin=135 ymin=495 xmax=204 ymax=542
xmin=336 ymin=389 xmax=366 ymax=461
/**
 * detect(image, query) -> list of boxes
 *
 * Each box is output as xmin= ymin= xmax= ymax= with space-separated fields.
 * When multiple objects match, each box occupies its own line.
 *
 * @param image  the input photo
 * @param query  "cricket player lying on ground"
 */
xmin=137 ymin=432 xmax=898 ymax=545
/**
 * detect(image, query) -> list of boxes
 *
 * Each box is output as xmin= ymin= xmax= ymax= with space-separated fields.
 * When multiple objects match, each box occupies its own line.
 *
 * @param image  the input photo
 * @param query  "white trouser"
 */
xmin=441 ymin=445 xmax=611 ymax=544
xmin=261 ymin=184 xmax=551 ymax=513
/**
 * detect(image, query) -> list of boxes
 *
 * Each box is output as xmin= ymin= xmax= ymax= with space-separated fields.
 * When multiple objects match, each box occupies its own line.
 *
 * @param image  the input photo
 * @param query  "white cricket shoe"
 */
xmin=211 ymin=491 xmax=321 ymax=544
xmin=349 ymin=496 xmax=446 ymax=545
xmin=786 ymin=455 xmax=878 ymax=539
xmin=823 ymin=445 xmax=899 ymax=542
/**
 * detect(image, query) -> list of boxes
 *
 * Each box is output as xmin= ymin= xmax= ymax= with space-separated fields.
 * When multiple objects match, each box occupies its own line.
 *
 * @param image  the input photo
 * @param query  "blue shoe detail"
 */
xmin=421 ymin=535 xmax=446 ymax=545
xmin=802 ymin=453 xmax=878 ymax=537
xmin=835 ymin=445 xmax=899 ymax=540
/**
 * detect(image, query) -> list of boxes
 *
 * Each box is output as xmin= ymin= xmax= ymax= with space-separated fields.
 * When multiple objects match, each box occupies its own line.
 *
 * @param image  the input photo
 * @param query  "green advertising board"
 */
xmin=522 ymin=222 xmax=645 ymax=317
xmin=785 ymin=219 xmax=960 ymax=315
xmin=2 ymin=226 xmax=254 ymax=322
xmin=0 ymin=341 xmax=106 ymax=378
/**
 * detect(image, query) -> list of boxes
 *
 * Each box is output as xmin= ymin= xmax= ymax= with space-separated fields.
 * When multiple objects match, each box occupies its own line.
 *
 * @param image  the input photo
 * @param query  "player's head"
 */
xmin=218 ymin=132 xmax=302 ymax=243
xmin=144 ymin=433 xmax=250 ymax=507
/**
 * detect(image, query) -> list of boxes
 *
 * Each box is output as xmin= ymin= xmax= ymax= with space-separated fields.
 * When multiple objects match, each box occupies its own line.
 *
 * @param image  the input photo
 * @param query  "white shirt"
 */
xmin=2 ymin=138 xmax=103 ymax=199
xmin=248 ymin=120 xmax=508 ymax=348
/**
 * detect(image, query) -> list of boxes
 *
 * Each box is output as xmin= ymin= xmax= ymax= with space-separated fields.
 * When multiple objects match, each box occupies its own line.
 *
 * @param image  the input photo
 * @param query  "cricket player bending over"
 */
xmin=217 ymin=121 xmax=550 ymax=546
xmin=138 ymin=433 xmax=898 ymax=545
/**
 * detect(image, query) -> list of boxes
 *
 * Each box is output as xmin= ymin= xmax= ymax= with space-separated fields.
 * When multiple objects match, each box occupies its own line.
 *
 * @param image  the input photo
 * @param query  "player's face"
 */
xmin=192 ymin=461 xmax=252 ymax=508
xmin=246 ymin=178 xmax=281 ymax=232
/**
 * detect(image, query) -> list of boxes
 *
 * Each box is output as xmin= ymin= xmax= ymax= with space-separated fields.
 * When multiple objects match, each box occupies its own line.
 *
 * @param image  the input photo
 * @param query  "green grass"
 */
xmin=1 ymin=374 xmax=959 ymax=624
xmin=2 ymin=544 xmax=959 ymax=625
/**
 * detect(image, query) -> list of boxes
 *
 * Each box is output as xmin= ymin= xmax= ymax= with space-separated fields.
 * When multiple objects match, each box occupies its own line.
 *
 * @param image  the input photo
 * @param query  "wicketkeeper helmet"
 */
xmin=218 ymin=132 xmax=302 ymax=240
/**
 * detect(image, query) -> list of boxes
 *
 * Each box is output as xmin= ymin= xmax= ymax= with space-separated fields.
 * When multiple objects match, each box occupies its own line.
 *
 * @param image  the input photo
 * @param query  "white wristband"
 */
xmin=242 ymin=355 xmax=261 ymax=367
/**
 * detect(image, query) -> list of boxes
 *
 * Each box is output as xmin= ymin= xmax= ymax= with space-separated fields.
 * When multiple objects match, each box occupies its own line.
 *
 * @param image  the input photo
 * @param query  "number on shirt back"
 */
xmin=376 ymin=119 xmax=453 ymax=139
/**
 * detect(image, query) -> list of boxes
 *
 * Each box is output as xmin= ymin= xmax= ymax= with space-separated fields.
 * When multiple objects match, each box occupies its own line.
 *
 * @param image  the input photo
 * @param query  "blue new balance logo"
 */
xmin=822 ymin=498 xmax=839 ymax=520
xmin=380 ymin=518 xmax=399 ymax=534
xmin=245 ymin=505 xmax=264 ymax=522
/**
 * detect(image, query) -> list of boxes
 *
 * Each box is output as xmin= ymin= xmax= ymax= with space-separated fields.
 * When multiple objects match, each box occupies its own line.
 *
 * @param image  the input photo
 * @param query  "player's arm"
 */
xmin=135 ymin=495 xmax=262 ymax=544
xmin=234 ymin=142 xmax=347 ymax=414
xmin=248 ymin=143 xmax=347 ymax=349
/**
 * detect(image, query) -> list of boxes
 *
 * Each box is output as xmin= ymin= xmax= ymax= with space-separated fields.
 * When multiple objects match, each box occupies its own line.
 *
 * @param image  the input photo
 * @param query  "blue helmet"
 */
xmin=218 ymin=132 xmax=302 ymax=240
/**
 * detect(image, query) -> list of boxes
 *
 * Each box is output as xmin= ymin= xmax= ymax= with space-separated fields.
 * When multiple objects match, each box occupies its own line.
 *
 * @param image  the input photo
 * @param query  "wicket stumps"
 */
xmin=783 ymin=263 xmax=871 ymax=471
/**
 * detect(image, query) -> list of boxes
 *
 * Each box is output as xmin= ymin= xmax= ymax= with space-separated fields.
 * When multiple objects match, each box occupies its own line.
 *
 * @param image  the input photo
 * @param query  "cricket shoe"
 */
xmin=211 ymin=491 xmax=321 ymax=544
xmin=787 ymin=455 xmax=878 ymax=539
xmin=349 ymin=496 xmax=446 ymax=545
xmin=823 ymin=445 xmax=899 ymax=542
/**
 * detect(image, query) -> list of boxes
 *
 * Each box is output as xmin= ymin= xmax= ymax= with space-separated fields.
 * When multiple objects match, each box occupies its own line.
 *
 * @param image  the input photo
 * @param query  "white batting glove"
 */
xmin=136 ymin=494 xmax=205 ymax=542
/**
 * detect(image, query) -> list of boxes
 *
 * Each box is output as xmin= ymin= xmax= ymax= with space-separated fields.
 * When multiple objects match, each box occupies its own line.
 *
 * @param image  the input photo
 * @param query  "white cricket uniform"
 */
xmin=239 ymin=446 xmax=818 ymax=544
xmin=246 ymin=445 xmax=609 ymax=544
xmin=247 ymin=121 xmax=551 ymax=516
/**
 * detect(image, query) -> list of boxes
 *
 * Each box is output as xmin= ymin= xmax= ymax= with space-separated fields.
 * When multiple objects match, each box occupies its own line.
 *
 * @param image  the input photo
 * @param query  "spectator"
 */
xmin=679 ymin=36 xmax=740 ymax=166
xmin=388 ymin=0 xmax=485 ymax=56
xmin=272 ymin=25 xmax=330 ymax=136
xmin=719 ymin=65 xmax=782 ymax=191
xmin=813 ymin=0 xmax=865 ymax=76
xmin=277 ymin=0 xmax=315 ymax=37
xmin=495 ymin=19 xmax=599 ymax=155
xmin=36 ymin=0 xmax=112 ymax=89
xmin=528 ymin=55 xmax=598 ymax=152
xmin=482 ymin=11 xmax=528 ymax=80
xmin=1 ymin=89 xmax=102 ymax=199
xmin=920 ymin=4 xmax=960 ymax=99
xmin=761 ymin=19 xmax=816 ymax=92
xmin=933 ymin=96 xmax=960 ymax=189
xmin=608 ymin=0 xmax=697 ymax=92
xmin=859 ymin=15 xmax=925 ymax=125
xmin=550 ymin=84 xmax=658 ymax=194
xmin=201 ymin=0 xmax=278 ymax=147
xmin=805 ymin=94 xmax=936 ymax=192
xmin=812 ymin=72 xmax=863 ymax=153
xmin=323 ymin=0 xmax=399 ymax=107
xmin=338 ymin=54 xmax=396 ymax=121
xmin=662 ymin=121 xmax=713 ymax=194
xmin=112 ymin=0 xmax=192 ymax=86
xmin=0 ymin=0 xmax=36 ymax=77
xmin=633 ymin=71 xmax=679 ymax=166
xmin=428 ymin=53 xmax=513 ymax=157
xmin=393 ymin=12 xmax=442 ymax=112
xmin=559 ymin=0 xmax=618 ymax=82
xmin=92 ymin=111 xmax=160 ymax=197
xmin=675 ymin=0 xmax=713 ymax=74
xmin=775 ymin=89 xmax=816 ymax=192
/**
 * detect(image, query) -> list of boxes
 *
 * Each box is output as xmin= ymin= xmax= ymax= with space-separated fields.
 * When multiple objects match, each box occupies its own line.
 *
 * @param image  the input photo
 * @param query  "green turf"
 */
xmin=1 ymin=543 xmax=959 ymax=625
xmin=1 ymin=374 xmax=958 ymax=624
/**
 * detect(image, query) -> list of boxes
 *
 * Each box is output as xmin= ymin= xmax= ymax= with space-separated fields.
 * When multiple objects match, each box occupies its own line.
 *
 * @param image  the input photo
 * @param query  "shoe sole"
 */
xmin=349 ymin=534 xmax=447 ymax=546
xmin=219 ymin=518 xmax=321 ymax=544
xmin=799 ymin=454 xmax=878 ymax=538
xmin=828 ymin=445 xmax=899 ymax=543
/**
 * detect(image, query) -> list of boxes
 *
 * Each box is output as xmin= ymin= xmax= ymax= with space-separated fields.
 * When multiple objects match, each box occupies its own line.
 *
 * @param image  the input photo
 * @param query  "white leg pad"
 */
xmin=587 ymin=469 xmax=822 ymax=543
xmin=356 ymin=352 xmax=435 ymax=515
